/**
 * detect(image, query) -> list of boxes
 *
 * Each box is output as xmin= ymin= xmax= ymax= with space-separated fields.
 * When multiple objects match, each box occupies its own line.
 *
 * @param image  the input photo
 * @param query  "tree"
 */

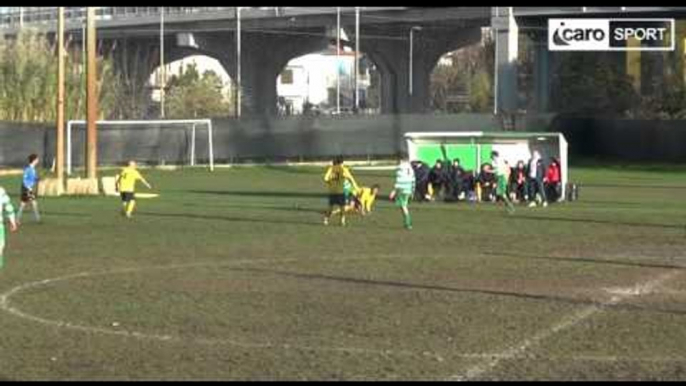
xmin=165 ymin=63 xmax=233 ymax=118
xmin=0 ymin=29 xmax=121 ymax=123
xmin=550 ymin=52 xmax=638 ymax=117
xmin=430 ymin=32 xmax=494 ymax=113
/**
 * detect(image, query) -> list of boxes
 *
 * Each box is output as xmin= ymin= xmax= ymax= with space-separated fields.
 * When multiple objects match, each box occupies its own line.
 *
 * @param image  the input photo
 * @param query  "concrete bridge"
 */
xmin=1 ymin=6 xmax=685 ymax=117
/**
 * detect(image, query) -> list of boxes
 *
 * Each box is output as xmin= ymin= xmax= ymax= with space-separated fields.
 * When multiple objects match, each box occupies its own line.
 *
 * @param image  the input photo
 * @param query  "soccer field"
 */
xmin=0 ymin=164 xmax=685 ymax=380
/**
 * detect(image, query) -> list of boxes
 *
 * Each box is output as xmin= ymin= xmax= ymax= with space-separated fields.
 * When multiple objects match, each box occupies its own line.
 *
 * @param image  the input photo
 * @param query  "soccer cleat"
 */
xmin=323 ymin=217 xmax=329 ymax=226
xmin=543 ymin=201 xmax=548 ymax=208
xmin=528 ymin=202 xmax=536 ymax=208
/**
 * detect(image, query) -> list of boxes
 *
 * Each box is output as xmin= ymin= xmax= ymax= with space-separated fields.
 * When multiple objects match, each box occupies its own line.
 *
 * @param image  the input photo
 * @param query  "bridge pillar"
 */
xmin=358 ymin=24 xmax=482 ymax=114
xmin=640 ymin=41 xmax=665 ymax=97
xmin=492 ymin=8 xmax=520 ymax=114
xmin=529 ymin=30 xmax=550 ymax=113
xmin=192 ymin=31 xmax=328 ymax=117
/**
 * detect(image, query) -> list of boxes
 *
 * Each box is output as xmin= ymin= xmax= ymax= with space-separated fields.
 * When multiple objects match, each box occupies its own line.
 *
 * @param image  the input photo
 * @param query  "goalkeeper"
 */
xmin=389 ymin=158 xmax=416 ymax=230
xmin=0 ymin=186 xmax=19 ymax=269
xmin=115 ymin=160 xmax=152 ymax=219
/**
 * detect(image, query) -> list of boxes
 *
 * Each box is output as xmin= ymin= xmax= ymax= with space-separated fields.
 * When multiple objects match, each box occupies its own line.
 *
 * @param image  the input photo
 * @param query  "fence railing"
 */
xmin=0 ymin=7 xmax=241 ymax=28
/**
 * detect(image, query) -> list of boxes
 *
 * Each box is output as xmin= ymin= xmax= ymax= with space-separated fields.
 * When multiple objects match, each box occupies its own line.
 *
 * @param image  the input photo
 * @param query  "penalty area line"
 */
xmin=446 ymin=270 xmax=680 ymax=381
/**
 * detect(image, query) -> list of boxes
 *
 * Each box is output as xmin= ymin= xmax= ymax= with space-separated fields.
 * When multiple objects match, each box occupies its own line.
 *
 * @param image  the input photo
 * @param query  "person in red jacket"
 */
xmin=544 ymin=158 xmax=562 ymax=202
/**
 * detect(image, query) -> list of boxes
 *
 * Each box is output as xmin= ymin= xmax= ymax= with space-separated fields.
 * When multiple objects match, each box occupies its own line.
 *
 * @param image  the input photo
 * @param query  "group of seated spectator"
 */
xmin=410 ymin=150 xmax=562 ymax=206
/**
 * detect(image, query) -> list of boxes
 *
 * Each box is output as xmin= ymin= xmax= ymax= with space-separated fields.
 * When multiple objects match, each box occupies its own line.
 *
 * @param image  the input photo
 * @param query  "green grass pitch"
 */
xmin=0 ymin=164 xmax=685 ymax=380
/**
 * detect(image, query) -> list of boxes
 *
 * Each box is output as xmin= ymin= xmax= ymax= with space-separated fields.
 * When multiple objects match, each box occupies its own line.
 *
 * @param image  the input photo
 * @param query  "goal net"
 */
xmin=405 ymin=131 xmax=569 ymax=199
xmin=66 ymin=119 xmax=214 ymax=174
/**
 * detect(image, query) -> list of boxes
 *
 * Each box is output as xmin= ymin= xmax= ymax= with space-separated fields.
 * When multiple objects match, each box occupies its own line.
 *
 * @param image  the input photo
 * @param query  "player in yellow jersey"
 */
xmin=355 ymin=184 xmax=380 ymax=215
xmin=330 ymin=184 xmax=380 ymax=217
xmin=323 ymin=156 xmax=359 ymax=226
xmin=115 ymin=160 xmax=152 ymax=218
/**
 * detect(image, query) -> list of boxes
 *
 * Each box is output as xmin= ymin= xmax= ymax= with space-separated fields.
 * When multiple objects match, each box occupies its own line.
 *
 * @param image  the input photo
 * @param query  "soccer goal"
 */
xmin=66 ymin=119 xmax=214 ymax=175
xmin=405 ymin=131 xmax=569 ymax=199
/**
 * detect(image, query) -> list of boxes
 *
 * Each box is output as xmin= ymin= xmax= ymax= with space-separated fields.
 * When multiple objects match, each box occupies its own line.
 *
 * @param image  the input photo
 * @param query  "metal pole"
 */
xmin=354 ymin=6 xmax=359 ymax=112
xmin=409 ymin=28 xmax=414 ymax=96
xmin=56 ymin=7 xmax=65 ymax=186
xmin=67 ymin=121 xmax=72 ymax=175
xmin=409 ymin=26 xmax=422 ymax=97
xmin=208 ymin=120 xmax=214 ymax=171
xmin=160 ymin=7 xmax=165 ymax=118
xmin=190 ymin=124 xmax=196 ymax=166
xmin=493 ymin=7 xmax=499 ymax=115
xmin=336 ymin=7 xmax=340 ymax=114
xmin=86 ymin=7 xmax=98 ymax=179
xmin=236 ymin=7 xmax=242 ymax=118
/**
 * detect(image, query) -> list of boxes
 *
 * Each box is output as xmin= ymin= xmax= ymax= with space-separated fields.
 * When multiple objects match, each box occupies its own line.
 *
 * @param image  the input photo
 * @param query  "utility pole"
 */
xmin=86 ymin=7 xmax=98 ymax=179
xmin=56 ymin=7 xmax=65 ymax=186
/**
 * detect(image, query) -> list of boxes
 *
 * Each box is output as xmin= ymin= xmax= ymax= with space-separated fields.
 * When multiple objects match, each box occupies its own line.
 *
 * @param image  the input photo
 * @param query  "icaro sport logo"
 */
xmin=552 ymin=21 xmax=606 ymax=46
xmin=548 ymin=18 xmax=674 ymax=51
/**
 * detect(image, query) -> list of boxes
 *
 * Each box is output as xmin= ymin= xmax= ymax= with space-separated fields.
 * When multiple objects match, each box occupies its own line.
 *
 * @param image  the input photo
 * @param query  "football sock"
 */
xmin=32 ymin=203 xmax=41 ymax=222
xmin=126 ymin=200 xmax=136 ymax=216
xmin=404 ymin=212 xmax=412 ymax=228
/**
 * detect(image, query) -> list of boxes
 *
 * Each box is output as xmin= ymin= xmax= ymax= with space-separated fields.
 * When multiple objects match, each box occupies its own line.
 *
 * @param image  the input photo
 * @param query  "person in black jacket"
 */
xmin=448 ymin=158 xmax=466 ymax=200
xmin=428 ymin=159 xmax=449 ymax=201
xmin=509 ymin=160 xmax=527 ymax=203
xmin=411 ymin=160 xmax=431 ymax=202
xmin=477 ymin=163 xmax=497 ymax=202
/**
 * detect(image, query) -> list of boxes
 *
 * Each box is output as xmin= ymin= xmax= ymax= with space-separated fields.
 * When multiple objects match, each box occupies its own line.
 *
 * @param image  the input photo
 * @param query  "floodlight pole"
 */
xmin=56 ymin=7 xmax=65 ymax=184
xmin=235 ymin=7 xmax=242 ymax=118
xmin=354 ymin=6 xmax=360 ymax=113
xmin=86 ymin=7 xmax=98 ymax=179
xmin=336 ymin=7 xmax=341 ymax=114
xmin=408 ymin=26 xmax=422 ymax=96
xmin=160 ymin=7 xmax=166 ymax=118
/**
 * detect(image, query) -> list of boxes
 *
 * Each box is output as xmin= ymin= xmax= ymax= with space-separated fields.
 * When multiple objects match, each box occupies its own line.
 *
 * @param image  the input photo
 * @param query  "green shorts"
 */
xmin=496 ymin=175 xmax=508 ymax=196
xmin=394 ymin=192 xmax=411 ymax=208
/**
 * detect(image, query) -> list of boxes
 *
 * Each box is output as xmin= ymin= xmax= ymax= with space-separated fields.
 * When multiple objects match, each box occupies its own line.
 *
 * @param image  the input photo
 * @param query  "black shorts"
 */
xmin=121 ymin=192 xmax=135 ymax=202
xmin=328 ymin=194 xmax=346 ymax=207
xmin=20 ymin=186 xmax=36 ymax=203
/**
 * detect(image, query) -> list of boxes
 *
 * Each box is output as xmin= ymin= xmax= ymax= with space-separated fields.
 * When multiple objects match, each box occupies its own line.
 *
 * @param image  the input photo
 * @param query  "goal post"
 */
xmin=66 ymin=119 xmax=214 ymax=175
xmin=405 ymin=131 xmax=569 ymax=200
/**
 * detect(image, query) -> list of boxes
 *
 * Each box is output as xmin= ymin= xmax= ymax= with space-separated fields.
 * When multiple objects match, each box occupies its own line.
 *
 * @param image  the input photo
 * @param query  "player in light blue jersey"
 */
xmin=389 ymin=158 xmax=416 ymax=230
xmin=0 ymin=186 xmax=19 ymax=269
xmin=17 ymin=154 xmax=41 ymax=223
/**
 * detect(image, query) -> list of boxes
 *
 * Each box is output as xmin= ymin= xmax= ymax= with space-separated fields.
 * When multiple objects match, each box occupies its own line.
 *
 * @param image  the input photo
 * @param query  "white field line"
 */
xmin=447 ymin=270 xmax=681 ymax=381
xmin=0 ymin=253 xmax=440 ymax=359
